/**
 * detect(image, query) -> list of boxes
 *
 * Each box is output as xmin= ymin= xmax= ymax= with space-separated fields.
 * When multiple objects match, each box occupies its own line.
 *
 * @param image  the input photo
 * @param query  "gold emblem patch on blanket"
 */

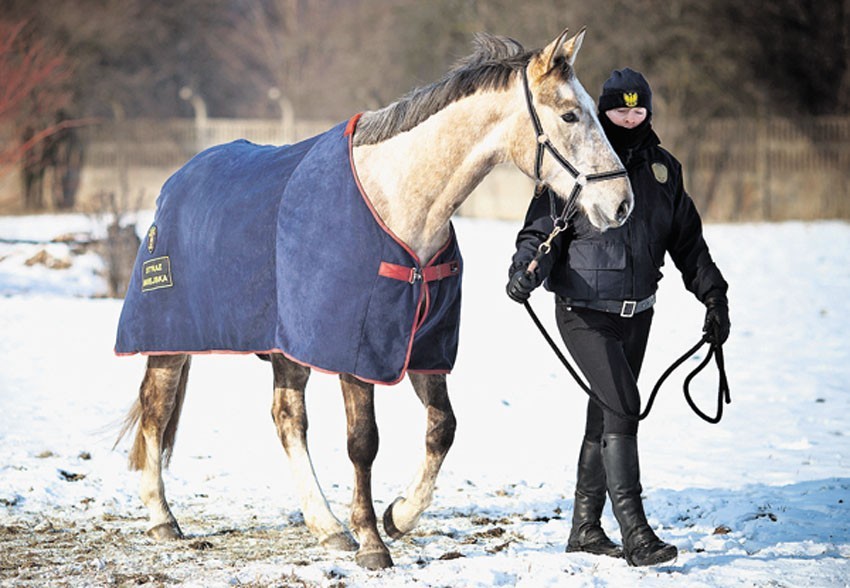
xmin=142 ymin=256 xmax=173 ymax=292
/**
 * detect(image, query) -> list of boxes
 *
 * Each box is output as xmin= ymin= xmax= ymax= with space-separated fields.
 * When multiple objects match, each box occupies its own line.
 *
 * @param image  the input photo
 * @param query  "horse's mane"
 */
xmin=353 ymin=34 xmax=533 ymax=146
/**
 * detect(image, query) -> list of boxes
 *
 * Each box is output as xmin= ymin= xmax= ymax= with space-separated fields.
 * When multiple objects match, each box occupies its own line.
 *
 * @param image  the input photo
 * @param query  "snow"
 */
xmin=0 ymin=212 xmax=848 ymax=587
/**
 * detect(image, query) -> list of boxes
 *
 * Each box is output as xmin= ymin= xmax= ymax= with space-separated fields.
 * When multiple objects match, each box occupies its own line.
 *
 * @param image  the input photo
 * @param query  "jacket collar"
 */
xmin=600 ymin=115 xmax=660 ymax=169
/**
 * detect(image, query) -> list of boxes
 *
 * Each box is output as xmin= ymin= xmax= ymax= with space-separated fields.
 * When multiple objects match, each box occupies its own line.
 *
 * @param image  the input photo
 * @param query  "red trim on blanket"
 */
xmin=415 ymin=231 xmax=459 ymax=332
xmin=416 ymin=276 xmax=431 ymax=332
xmin=271 ymin=346 xmax=414 ymax=386
xmin=345 ymin=113 xmax=458 ymax=270
xmin=346 ymin=117 xmax=423 ymax=264
xmin=345 ymin=113 xmax=363 ymax=137
xmin=114 ymin=346 xmax=445 ymax=386
xmin=115 ymin=348 xmax=282 ymax=358
xmin=345 ymin=115 xmax=462 ymax=383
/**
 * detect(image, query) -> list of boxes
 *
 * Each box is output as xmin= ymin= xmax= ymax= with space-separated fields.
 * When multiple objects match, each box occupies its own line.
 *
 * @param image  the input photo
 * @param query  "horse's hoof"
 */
xmin=355 ymin=549 xmax=393 ymax=570
xmin=147 ymin=522 xmax=183 ymax=540
xmin=382 ymin=497 xmax=406 ymax=540
xmin=321 ymin=532 xmax=358 ymax=552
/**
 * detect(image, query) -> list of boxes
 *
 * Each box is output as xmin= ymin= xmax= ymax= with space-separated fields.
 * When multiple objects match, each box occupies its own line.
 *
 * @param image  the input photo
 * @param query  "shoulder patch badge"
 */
xmin=142 ymin=256 xmax=173 ymax=292
xmin=651 ymin=162 xmax=669 ymax=184
xmin=146 ymin=225 xmax=157 ymax=253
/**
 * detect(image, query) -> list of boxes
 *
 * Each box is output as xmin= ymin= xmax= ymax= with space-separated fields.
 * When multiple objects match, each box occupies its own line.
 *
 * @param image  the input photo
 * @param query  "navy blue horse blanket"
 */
xmin=115 ymin=116 xmax=463 ymax=385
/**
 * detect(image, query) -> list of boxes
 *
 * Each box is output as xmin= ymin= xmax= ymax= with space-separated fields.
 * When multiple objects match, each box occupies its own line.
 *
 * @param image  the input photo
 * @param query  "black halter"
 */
xmin=521 ymin=66 xmax=627 ymax=230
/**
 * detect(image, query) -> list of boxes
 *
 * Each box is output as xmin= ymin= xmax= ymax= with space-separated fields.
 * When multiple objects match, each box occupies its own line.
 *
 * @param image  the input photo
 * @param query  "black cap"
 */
xmin=598 ymin=67 xmax=652 ymax=113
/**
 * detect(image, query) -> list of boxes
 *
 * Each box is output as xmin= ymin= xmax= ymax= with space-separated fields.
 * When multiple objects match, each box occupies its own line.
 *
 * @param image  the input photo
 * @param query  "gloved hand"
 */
xmin=703 ymin=295 xmax=730 ymax=345
xmin=506 ymin=269 xmax=542 ymax=303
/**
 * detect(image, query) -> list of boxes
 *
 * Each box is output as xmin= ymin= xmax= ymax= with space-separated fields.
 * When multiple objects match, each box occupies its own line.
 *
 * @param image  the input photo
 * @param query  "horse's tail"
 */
xmin=114 ymin=397 xmax=143 ymax=469
xmin=114 ymin=355 xmax=191 ymax=470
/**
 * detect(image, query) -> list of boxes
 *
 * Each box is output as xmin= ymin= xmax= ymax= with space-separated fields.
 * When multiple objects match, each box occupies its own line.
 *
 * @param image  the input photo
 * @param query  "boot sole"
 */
xmin=626 ymin=545 xmax=678 ymax=566
xmin=566 ymin=543 xmax=625 ymax=558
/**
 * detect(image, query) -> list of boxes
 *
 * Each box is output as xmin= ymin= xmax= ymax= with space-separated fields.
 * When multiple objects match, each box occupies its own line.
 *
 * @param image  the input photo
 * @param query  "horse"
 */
xmin=114 ymin=27 xmax=633 ymax=570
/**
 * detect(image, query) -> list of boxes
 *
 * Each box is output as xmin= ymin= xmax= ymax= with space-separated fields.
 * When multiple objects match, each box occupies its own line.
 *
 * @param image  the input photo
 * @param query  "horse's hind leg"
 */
xmin=270 ymin=354 xmax=357 ymax=552
xmin=119 ymin=354 xmax=191 ymax=540
xmin=383 ymin=373 xmax=456 ymax=539
xmin=340 ymin=373 xmax=393 ymax=569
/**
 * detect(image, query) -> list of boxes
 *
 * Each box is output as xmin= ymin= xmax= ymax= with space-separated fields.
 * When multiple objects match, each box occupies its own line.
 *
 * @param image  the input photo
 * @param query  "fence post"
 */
xmin=756 ymin=107 xmax=771 ymax=221
xmin=110 ymin=102 xmax=129 ymax=210
xmin=179 ymin=87 xmax=209 ymax=152
xmin=268 ymin=87 xmax=295 ymax=144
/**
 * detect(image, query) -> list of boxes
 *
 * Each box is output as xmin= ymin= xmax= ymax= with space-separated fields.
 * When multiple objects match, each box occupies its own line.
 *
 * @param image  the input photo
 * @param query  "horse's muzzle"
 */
xmin=615 ymin=199 xmax=632 ymax=225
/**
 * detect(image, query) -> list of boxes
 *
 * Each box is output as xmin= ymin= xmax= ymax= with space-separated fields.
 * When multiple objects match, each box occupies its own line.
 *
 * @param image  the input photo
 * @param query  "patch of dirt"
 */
xmin=0 ymin=513 xmax=335 ymax=587
xmin=0 ymin=502 xmax=553 ymax=586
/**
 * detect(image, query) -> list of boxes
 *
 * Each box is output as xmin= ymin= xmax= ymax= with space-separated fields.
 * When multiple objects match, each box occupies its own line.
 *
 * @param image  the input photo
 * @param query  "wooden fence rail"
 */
xmin=656 ymin=116 xmax=850 ymax=221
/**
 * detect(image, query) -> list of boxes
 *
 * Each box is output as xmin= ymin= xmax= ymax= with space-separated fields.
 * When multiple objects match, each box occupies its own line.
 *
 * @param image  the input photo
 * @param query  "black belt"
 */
xmin=558 ymin=294 xmax=656 ymax=318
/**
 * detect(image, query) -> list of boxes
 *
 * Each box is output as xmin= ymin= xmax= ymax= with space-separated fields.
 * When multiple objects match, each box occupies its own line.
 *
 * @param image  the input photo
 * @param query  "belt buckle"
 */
xmin=620 ymin=300 xmax=636 ymax=318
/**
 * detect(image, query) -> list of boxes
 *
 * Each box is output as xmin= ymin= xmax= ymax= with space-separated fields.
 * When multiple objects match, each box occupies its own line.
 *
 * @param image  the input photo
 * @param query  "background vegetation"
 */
xmin=0 ymin=0 xmax=848 ymax=219
xmin=3 ymin=0 xmax=847 ymax=121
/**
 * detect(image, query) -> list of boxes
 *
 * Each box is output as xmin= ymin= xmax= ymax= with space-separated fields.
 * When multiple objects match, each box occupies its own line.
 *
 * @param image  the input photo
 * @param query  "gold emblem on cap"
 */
xmin=651 ymin=162 xmax=669 ymax=184
xmin=623 ymin=92 xmax=639 ymax=107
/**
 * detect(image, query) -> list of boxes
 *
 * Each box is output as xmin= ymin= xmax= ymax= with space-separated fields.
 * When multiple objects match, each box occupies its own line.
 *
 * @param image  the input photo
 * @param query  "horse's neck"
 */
xmin=352 ymin=89 xmax=519 ymax=261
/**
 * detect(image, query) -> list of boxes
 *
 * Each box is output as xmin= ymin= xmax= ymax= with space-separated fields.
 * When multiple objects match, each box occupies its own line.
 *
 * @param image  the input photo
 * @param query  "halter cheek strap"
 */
xmin=521 ymin=66 xmax=627 ymax=229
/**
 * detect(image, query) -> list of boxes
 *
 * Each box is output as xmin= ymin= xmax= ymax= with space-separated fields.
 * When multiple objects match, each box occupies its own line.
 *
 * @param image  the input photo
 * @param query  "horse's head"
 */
xmin=511 ymin=28 xmax=633 ymax=231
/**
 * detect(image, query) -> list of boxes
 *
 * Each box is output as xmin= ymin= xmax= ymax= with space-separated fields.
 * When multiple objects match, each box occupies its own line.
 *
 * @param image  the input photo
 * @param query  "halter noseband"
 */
xmin=521 ymin=65 xmax=627 ymax=229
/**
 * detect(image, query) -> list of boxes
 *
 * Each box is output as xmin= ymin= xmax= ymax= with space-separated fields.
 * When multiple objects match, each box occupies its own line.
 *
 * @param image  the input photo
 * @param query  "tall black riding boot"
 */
xmin=566 ymin=438 xmax=623 ymax=557
xmin=601 ymin=434 xmax=677 ymax=566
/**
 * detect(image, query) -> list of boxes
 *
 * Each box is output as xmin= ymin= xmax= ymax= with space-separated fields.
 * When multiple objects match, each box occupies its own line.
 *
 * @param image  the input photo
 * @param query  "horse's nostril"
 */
xmin=616 ymin=200 xmax=631 ymax=223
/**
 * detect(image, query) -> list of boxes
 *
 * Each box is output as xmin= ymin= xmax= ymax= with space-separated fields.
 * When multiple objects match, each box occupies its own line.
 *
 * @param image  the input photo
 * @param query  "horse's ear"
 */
xmin=561 ymin=27 xmax=586 ymax=67
xmin=542 ymin=27 xmax=586 ymax=72
xmin=542 ymin=28 xmax=571 ymax=72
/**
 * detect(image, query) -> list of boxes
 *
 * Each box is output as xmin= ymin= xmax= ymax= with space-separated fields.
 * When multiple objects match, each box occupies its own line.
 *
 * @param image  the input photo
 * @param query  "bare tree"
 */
xmin=2 ymin=0 xmax=847 ymax=125
xmin=0 ymin=20 xmax=69 ymax=121
xmin=0 ymin=18 xmax=78 ymax=209
xmin=220 ymin=0 xmax=411 ymax=120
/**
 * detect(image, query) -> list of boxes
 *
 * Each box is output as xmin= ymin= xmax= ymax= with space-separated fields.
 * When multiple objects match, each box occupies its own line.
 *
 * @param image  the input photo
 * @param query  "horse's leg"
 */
xmin=339 ymin=373 xmax=393 ymax=569
xmin=121 ymin=354 xmax=191 ymax=540
xmin=270 ymin=354 xmax=357 ymax=552
xmin=383 ymin=372 xmax=456 ymax=539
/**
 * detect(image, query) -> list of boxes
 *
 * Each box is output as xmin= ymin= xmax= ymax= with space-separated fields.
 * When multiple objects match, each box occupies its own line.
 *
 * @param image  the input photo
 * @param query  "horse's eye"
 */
xmin=561 ymin=112 xmax=579 ymax=123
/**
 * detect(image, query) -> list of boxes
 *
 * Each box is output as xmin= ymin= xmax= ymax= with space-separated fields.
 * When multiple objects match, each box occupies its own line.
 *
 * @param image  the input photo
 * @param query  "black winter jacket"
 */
xmin=510 ymin=126 xmax=727 ymax=305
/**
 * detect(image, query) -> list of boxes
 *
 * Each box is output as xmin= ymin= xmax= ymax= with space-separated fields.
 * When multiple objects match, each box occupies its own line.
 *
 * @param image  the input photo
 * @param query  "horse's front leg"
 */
xmin=383 ymin=372 xmax=456 ymax=539
xmin=340 ymin=373 xmax=393 ymax=569
xmin=270 ymin=354 xmax=357 ymax=552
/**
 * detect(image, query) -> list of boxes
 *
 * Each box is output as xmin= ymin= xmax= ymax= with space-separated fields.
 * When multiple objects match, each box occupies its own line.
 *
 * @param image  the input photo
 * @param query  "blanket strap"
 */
xmin=379 ymin=261 xmax=460 ymax=284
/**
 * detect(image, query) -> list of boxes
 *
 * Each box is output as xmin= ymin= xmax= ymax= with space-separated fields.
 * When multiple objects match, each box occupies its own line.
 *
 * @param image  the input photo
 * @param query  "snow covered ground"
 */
xmin=0 ymin=212 xmax=848 ymax=587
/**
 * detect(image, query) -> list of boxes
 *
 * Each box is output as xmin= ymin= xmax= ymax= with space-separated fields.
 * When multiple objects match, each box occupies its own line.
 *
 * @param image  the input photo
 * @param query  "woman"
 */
xmin=506 ymin=68 xmax=730 ymax=566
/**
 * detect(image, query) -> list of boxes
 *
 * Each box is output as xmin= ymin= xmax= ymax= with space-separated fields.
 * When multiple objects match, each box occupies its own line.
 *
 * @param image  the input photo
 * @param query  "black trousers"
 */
xmin=555 ymin=300 xmax=653 ymax=437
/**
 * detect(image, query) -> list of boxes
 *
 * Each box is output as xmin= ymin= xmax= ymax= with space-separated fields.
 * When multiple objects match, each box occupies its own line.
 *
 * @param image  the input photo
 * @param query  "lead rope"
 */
xmin=522 ymin=299 xmax=731 ymax=423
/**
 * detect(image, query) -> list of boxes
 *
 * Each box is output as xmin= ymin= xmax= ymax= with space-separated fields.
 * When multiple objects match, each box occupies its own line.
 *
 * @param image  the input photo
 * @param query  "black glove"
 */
xmin=703 ymin=295 xmax=730 ymax=345
xmin=506 ymin=269 xmax=542 ymax=303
